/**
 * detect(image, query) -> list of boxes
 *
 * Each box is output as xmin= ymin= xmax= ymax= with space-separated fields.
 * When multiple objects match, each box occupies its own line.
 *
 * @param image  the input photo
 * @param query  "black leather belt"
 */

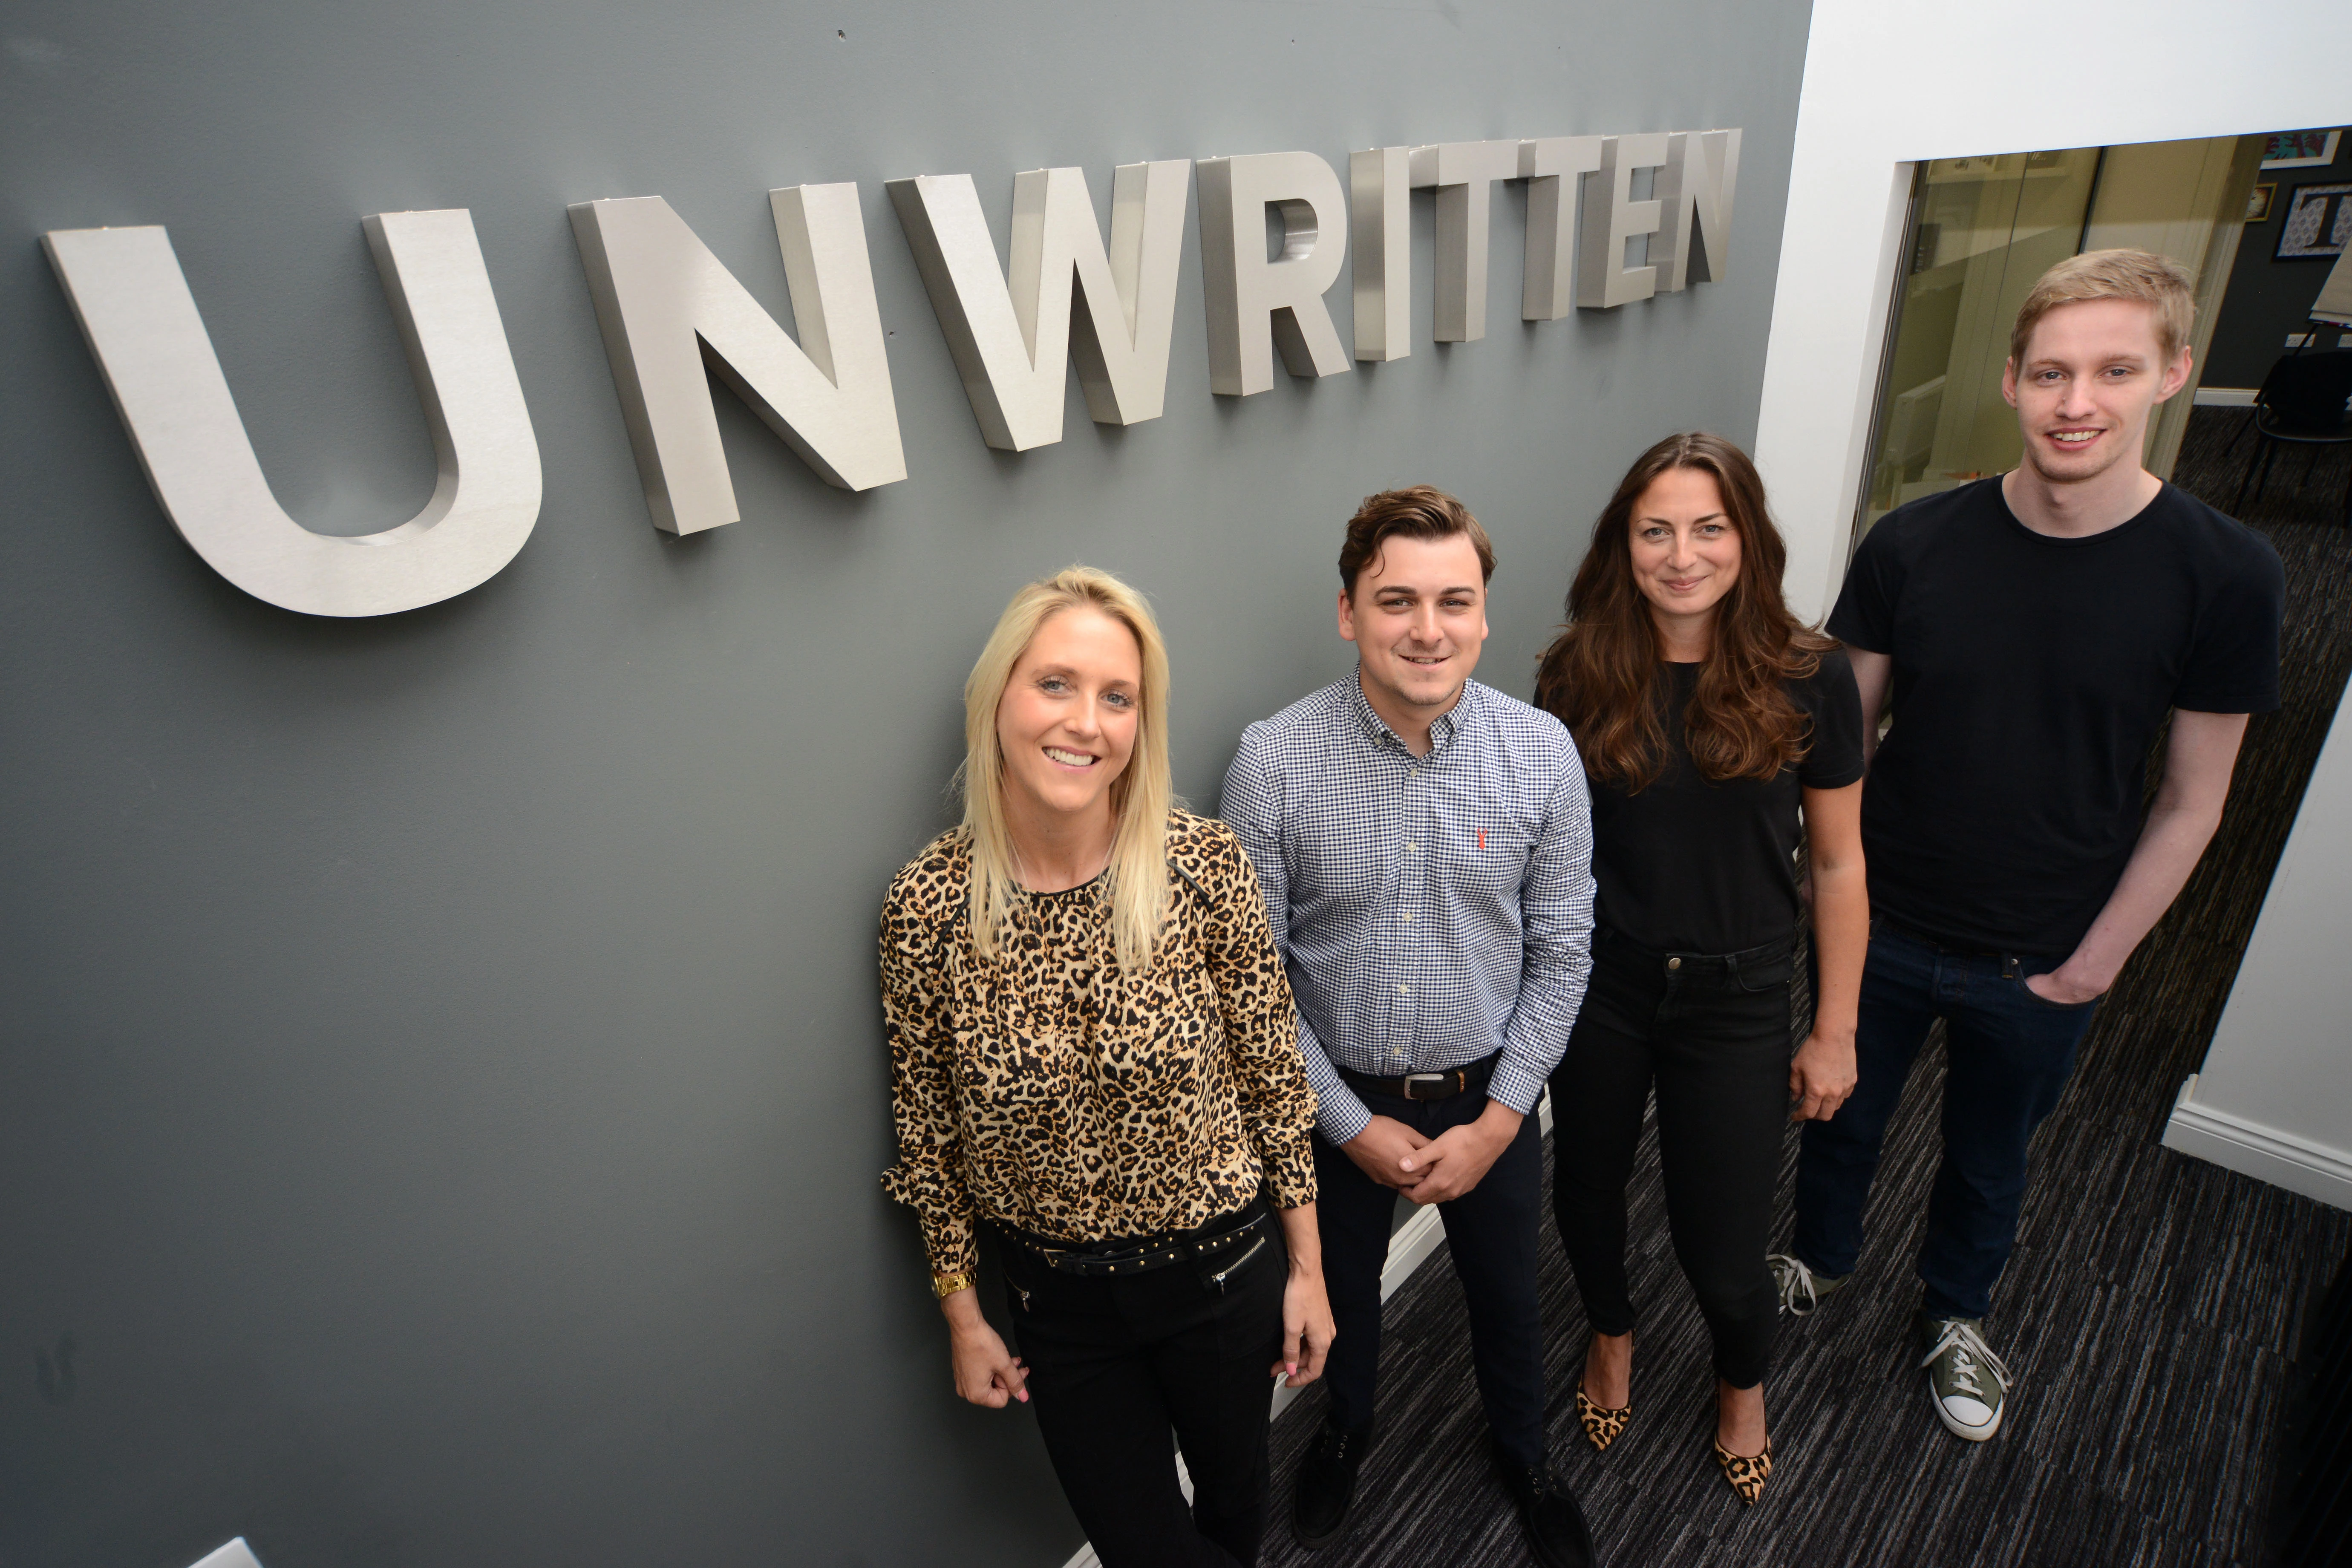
xmin=1337 ymin=1050 xmax=1498 ymax=1102
xmin=997 ymin=1198 xmax=1271 ymax=1279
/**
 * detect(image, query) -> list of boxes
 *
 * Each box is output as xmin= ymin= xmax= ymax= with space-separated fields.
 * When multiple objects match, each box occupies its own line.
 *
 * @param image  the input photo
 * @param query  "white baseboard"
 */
xmin=1057 ymin=1095 xmax=1553 ymax=1568
xmin=2162 ymin=1074 xmax=2352 ymax=1212
xmin=2192 ymin=386 xmax=2257 ymax=407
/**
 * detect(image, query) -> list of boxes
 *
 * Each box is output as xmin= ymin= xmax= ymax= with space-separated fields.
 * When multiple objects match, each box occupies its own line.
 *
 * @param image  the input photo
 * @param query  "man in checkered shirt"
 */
xmin=1222 ymin=487 xmax=1597 ymax=1568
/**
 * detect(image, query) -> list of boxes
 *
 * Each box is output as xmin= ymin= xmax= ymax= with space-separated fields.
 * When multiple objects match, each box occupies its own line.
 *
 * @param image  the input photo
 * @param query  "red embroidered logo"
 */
xmin=1477 ymin=828 xmax=1486 ymax=852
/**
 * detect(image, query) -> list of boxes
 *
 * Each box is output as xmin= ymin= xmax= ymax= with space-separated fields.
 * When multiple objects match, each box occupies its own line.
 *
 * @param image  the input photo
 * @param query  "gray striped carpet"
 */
xmin=1254 ymin=410 xmax=2352 ymax=1568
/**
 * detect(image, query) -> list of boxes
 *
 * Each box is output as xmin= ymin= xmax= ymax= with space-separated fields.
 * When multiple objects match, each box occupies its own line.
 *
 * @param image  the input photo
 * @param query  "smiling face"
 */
xmin=2003 ymin=297 xmax=2193 ymax=487
xmin=1627 ymin=466 xmax=1742 ymax=647
xmin=993 ymin=605 xmax=1141 ymax=829
xmin=1338 ymin=532 xmax=1490 ymax=723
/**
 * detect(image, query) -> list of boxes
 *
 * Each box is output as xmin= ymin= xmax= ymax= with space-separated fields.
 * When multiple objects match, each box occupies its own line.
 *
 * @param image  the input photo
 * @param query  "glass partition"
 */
xmin=1860 ymin=149 xmax=2103 ymax=533
xmin=1856 ymin=135 xmax=2263 ymax=545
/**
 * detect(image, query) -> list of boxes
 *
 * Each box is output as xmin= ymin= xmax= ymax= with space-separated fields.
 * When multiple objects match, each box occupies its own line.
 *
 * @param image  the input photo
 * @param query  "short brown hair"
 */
xmin=2010 ymin=248 xmax=2195 ymax=368
xmin=1339 ymin=485 xmax=1495 ymax=597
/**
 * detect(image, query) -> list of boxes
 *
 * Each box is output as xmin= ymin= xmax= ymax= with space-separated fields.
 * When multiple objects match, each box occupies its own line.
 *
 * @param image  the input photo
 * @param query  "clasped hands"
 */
xmin=1342 ymin=1101 xmax=1522 ymax=1205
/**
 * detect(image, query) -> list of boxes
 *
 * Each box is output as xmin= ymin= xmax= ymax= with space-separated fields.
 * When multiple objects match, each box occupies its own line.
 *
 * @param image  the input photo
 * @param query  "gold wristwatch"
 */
xmin=931 ymin=1271 xmax=978 ymax=1299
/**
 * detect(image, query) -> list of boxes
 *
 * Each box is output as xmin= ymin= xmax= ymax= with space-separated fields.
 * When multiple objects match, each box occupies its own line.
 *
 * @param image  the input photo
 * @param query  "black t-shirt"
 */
xmin=1573 ymin=650 xmax=1866 ymax=955
xmin=1828 ymin=477 xmax=2283 ymax=956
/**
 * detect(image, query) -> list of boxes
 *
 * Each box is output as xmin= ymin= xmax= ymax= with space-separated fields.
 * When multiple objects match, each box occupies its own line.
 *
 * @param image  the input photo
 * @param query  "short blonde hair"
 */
xmin=957 ymin=565 xmax=1173 ymax=972
xmin=2010 ymin=248 xmax=2195 ymax=368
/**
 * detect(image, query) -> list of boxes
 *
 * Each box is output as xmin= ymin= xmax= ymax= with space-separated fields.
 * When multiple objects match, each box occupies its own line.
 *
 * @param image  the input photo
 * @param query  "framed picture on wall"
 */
xmin=2261 ymin=130 xmax=2342 ymax=170
xmin=2276 ymin=184 xmax=2352 ymax=259
xmin=2247 ymin=183 xmax=2277 ymax=223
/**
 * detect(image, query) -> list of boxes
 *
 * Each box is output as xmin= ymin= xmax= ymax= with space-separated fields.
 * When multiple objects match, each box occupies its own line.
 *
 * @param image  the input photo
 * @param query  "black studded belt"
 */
xmin=996 ymin=1197 xmax=1271 ymax=1279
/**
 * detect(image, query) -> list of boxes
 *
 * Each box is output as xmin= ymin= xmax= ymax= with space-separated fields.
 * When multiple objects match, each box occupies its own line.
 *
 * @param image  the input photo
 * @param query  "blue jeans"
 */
xmin=1792 ymin=924 xmax=2100 ymax=1321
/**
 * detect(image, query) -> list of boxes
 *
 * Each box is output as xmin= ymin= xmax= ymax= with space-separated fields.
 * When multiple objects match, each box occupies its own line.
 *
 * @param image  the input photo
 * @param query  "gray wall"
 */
xmin=2204 ymin=127 xmax=2351 ymax=388
xmin=0 ymin=4 xmax=1812 ymax=1565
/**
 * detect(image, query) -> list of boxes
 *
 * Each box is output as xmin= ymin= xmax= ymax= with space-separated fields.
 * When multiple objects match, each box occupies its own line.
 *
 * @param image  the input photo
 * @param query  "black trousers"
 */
xmin=1314 ymin=1088 xmax=1548 ymax=1467
xmin=1002 ymin=1215 xmax=1288 ymax=1568
xmin=1549 ymin=933 xmax=1795 ymax=1389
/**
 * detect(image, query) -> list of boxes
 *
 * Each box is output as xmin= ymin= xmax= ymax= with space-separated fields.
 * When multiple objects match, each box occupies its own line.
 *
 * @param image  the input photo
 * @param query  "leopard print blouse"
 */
xmin=879 ymin=808 xmax=1319 ymax=1280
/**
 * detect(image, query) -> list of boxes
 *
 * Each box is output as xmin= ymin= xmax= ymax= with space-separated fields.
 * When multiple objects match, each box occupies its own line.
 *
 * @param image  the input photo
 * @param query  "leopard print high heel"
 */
xmin=1575 ymin=1384 xmax=1631 ymax=1452
xmin=1712 ymin=1434 xmax=1773 ymax=1505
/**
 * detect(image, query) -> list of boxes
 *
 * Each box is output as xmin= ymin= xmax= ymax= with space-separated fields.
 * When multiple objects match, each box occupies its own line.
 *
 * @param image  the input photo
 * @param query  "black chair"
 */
xmin=2231 ymin=346 xmax=2352 ymax=522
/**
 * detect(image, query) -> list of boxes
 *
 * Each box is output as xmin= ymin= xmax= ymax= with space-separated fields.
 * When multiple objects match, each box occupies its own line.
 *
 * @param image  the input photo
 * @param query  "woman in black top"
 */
xmin=1534 ymin=432 xmax=1867 ymax=1504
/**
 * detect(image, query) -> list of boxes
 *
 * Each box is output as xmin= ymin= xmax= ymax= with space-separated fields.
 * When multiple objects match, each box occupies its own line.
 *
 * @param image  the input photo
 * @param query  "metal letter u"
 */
xmin=43 ymin=210 xmax=542 ymax=617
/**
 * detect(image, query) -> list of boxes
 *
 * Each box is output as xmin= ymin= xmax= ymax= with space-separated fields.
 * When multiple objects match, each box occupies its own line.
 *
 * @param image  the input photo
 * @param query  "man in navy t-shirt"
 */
xmin=1770 ymin=250 xmax=2284 ymax=1444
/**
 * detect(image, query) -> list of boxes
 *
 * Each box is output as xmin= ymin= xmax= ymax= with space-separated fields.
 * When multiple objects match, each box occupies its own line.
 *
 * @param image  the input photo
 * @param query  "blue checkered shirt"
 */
xmin=1220 ymin=673 xmax=1596 ymax=1144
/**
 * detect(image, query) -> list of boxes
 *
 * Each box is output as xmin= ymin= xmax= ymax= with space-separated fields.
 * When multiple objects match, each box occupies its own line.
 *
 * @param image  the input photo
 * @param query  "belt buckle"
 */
xmin=1403 ymin=1070 xmax=1451 ymax=1101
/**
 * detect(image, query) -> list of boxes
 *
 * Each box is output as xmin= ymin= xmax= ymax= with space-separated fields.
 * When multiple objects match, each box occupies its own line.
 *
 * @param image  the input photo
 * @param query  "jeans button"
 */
xmin=1666 ymin=956 xmax=1682 ymax=971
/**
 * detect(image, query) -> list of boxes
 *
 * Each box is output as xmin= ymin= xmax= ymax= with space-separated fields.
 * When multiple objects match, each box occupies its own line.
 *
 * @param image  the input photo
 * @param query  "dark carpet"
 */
xmin=1254 ymin=409 xmax=2352 ymax=1568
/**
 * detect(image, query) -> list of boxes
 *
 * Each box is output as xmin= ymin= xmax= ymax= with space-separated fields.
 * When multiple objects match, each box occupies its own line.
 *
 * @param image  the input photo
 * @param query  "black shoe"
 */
xmin=1291 ymin=1417 xmax=1371 ymax=1550
xmin=1507 ymin=1462 xmax=1597 ymax=1568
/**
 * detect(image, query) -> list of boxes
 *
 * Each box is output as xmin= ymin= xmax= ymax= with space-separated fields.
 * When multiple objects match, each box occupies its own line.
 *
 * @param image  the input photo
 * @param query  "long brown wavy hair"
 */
xmin=1533 ymin=432 xmax=1833 ymax=792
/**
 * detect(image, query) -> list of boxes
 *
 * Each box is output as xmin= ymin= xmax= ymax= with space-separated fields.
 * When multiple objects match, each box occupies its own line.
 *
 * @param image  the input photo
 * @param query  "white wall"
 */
xmin=1754 ymin=0 xmax=2352 ymax=620
xmin=2164 ymin=703 xmax=2352 ymax=1211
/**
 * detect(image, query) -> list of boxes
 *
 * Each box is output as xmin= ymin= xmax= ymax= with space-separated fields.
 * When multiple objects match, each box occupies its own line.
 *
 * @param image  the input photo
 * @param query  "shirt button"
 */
xmin=1667 ymin=956 xmax=1683 ymax=971
xmin=1398 ymin=984 xmax=1410 ymax=996
xmin=1401 ymin=911 xmax=1416 ymax=923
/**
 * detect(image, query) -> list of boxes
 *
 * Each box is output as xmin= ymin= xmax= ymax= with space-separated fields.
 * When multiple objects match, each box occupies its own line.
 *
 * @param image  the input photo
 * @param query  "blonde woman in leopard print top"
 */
xmin=879 ymin=565 xmax=1331 ymax=1568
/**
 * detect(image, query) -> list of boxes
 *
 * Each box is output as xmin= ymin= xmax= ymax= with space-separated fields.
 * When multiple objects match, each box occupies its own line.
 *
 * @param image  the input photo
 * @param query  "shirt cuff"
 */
xmin=922 ymin=1215 xmax=980 ymax=1281
xmin=1315 ymin=1084 xmax=1373 ymax=1145
xmin=1261 ymin=1150 xmax=1319 ymax=1208
xmin=1485 ymin=1055 xmax=1549 ymax=1119
xmin=882 ymin=1167 xmax=981 ymax=1279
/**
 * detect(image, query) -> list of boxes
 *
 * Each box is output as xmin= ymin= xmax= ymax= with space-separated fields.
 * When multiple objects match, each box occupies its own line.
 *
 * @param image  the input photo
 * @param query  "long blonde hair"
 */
xmin=957 ymin=565 xmax=1173 ymax=971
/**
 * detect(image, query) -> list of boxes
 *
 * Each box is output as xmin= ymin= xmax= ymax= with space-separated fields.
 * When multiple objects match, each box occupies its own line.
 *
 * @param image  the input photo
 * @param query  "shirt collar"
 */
xmin=1348 ymin=670 xmax=1478 ymax=756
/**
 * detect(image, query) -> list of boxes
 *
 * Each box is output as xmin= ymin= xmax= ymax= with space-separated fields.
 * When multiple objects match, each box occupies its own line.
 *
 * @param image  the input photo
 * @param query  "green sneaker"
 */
xmin=1768 ymin=1253 xmax=1847 ymax=1316
xmin=1917 ymin=1313 xmax=2014 ymax=1441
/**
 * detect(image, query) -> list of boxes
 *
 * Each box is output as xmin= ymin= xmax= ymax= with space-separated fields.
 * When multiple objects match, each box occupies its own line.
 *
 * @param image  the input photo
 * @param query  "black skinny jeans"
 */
xmin=1549 ymin=932 xmax=1796 ymax=1389
xmin=1000 ymin=1210 xmax=1288 ymax=1568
